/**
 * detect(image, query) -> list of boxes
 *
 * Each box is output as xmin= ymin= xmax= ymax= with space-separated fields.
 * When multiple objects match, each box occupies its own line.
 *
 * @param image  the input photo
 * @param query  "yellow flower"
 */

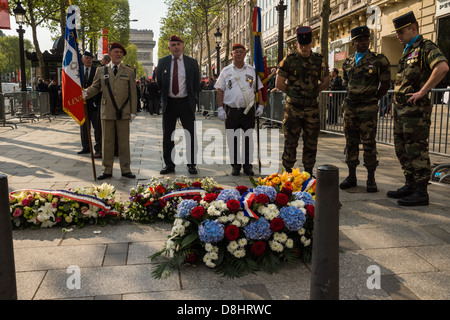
xmin=272 ymin=177 xmax=281 ymax=185
xmin=291 ymin=168 xmax=301 ymax=177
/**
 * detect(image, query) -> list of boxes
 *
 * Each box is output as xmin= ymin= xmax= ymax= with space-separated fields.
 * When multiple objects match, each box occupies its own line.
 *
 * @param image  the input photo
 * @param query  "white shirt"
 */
xmin=169 ymin=54 xmax=187 ymax=98
xmin=214 ymin=63 xmax=263 ymax=109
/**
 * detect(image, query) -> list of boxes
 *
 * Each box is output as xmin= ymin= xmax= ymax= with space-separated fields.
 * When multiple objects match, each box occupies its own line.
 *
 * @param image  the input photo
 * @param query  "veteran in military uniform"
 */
xmin=387 ymin=12 xmax=449 ymax=206
xmin=84 ymin=42 xmax=138 ymax=180
xmin=275 ymin=26 xmax=329 ymax=175
xmin=339 ymin=26 xmax=391 ymax=192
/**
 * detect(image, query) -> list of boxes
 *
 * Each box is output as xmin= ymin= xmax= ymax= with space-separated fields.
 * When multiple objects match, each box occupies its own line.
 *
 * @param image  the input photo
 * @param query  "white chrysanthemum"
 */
xmin=298 ymin=228 xmax=306 ymax=235
xmin=301 ymin=236 xmax=311 ymax=247
xmin=285 ymin=238 xmax=294 ymax=248
xmin=204 ymin=243 xmax=214 ymax=252
xmin=233 ymin=249 xmax=246 ymax=258
xmin=269 ymin=240 xmax=283 ymax=252
xmin=227 ymin=241 xmax=239 ymax=253
xmin=274 ymin=232 xmax=288 ymax=243
xmin=237 ymin=238 xmax=248 ymax=247
xmin=231 ymin=219 xmax=242 ymax=227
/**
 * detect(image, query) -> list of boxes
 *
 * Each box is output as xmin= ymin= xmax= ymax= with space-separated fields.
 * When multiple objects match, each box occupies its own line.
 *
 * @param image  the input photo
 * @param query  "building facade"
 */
xmin=129 ymin=29 xmax=156 ymax=77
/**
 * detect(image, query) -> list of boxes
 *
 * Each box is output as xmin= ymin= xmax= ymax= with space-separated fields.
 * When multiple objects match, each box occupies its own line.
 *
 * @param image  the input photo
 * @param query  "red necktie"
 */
xmin=172 ymin=58 xmax=179 ymax=95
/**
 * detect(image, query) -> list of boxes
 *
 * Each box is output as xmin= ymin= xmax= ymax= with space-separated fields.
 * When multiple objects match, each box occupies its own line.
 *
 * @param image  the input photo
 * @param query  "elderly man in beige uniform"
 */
xmin=84 ymin=42 xmax=137 ymax=180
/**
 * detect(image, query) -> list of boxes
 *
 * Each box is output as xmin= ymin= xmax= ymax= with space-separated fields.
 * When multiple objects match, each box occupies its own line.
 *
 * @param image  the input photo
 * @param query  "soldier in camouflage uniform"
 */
xmin=387 ymin=12 xmax=449 ymax=206
xmin=339 ymin=26 xmax=391 ymax=192
xmin=275 ymin=26 xmax=329 ymax=175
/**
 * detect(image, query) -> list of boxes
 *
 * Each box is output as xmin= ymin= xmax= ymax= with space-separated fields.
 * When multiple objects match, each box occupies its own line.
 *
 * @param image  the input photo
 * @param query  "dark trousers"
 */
xmin=225 ymin=105 xmax=255 ymax=170
xmin=162 ymin=97 xmax=196 ymax=167
xmin=149 ymin=97 xmax=160 ymax=115
xmin=80 ymin=105 xmax=101 ymax=153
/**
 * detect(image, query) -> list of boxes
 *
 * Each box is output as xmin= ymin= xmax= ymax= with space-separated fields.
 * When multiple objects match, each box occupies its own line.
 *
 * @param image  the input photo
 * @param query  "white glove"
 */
xmin=255 ymin=105 xmax=264 ymax=117
xmin=217 ymin=107 xmax=226 ymax=121
xmin=130 ymin=113 xmax=136 ymax=123
xmin=82 ymin=89 xmax=87 ymax=99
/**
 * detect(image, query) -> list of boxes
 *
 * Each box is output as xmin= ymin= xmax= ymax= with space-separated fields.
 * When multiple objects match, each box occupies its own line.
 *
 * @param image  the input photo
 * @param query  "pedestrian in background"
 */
xmin=83 ymin=42 xmax=138 ymax=180
xmin=339 ymin=26 xmax=391 ymax=193
xmin=387 ymin=11 xmax=449 ymax=206
xmin=215 ymin=43 xmax=264 ymax=176
xmin=327 ymin=67 xmax=345 ymax=124
xmin=157 ymin=35 xmax=200 ymax=175
xmin=275 ymin=26 xmax=329 ymax=176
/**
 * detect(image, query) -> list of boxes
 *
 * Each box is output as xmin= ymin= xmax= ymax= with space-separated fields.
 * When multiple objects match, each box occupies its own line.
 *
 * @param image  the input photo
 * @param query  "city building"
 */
xmin=129 ymin=29 xmax=156 ymax=77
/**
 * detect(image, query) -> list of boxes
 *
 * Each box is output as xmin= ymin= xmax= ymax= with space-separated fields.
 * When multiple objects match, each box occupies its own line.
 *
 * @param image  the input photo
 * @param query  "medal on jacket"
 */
xmin=407 ymin=53 xmax=412 ymax=64
xmin=368 ymin=64 xmax=373 ymax=73
xmin=413 ymin=50 xmax=419 ymax=63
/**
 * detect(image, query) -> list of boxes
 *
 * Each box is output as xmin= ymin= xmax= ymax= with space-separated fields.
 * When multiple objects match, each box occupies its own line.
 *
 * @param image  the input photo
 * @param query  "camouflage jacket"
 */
xmin=277 ymin=51 xmax=328 ymax=102
xmin=394 ymin=35 xmax=448 ymax=107
xmin=342 ymin=50 xmax=391 ymax=103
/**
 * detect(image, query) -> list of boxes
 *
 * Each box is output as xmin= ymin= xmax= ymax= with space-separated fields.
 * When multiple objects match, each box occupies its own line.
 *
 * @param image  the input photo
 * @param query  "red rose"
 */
xmin=203 ymin=193 xmax=218 ymax=203
xmin=254 ymin=194 xmax=269 ymax=204
xmin=193 ymin=195 xmax=202 ymax=202
xmin=155 ymin=185 xmax=166 ymax=194
xmin=159 ymin=199 xmax=167 ymax=208
xmin=192 ymin=181 xmax=202 ymax=188
xmin=185 ymin=252 xmax=197 ymax=264
xmin=280 ymin=187 xmax=293 ymax=197
xmin=306 ymin=204 xmax=315 ymax=218
xmin=236 ymin=185 xmax=248 ymax=195
xmin=226 ymin=199 xmax=241 ymax=212
xmin=176 ymin=183 xmax=188 ymax=188
xmin=270 ymin=218 xmax=285 ymax=232
xmin=191 ymin=206 xmax=205 ymax=219
xmin=225 ymin=225 xmax=240 ymax=241
xmin=251 ymin=241 xmax=266 ymax=256
xmin=275 ymin=193 xmax=289 ymax=206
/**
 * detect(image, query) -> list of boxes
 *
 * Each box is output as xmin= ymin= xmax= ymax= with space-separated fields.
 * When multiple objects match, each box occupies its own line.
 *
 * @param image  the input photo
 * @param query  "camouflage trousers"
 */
xmin=282 ymin=101 xmax=320 ymax=170
xmin=393 ymin=102 xmax=432 ymax=185
xmin=343 ymin=99 xmax=379 ymax=170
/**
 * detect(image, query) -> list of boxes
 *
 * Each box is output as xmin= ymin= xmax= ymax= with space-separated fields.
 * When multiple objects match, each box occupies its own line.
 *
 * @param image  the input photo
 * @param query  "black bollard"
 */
xmin=0 ymin=174 xmax=17 ymax=300
xmin=310 ymin=165 xmax=339 ymax=300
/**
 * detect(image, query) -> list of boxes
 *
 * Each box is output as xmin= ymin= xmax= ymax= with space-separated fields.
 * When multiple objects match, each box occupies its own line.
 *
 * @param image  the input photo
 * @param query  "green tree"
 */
xmin=123 ymin=43 xmax=145 ymax=78
xmin=0 ymin=36 xmax=34 ymax=81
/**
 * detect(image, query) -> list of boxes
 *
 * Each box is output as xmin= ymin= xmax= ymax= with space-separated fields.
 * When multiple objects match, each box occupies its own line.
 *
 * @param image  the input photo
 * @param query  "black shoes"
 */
xmin=94 ymin=152 xmax=102 ymax=159
xmin=77 ymin=149 xmax=90 ymax=154
xmin=231 ymin=167 xmax=240 ymax=176
xmin=244 ymin=168 xmax=254 ymax=176
xmin=97 ymin=173 xmax=112 ymax=180
xmin=122 ymin=172 xmax=136 ymax=179
xmin=188 ymin=165 xmax=198 ymax=174
xmin=160 ymin=166 xmax=175 ymax=174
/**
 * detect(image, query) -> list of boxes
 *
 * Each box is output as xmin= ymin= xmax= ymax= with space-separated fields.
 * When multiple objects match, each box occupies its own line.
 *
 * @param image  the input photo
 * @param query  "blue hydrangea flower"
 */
xmin=293 ymin=191 xmax=315 ymax=206
xmin=198 ymin=219 xmax=224 ymax=243
xmin=176 ymin=199 xmax=198 ymax=218
xmin=217 ymin=189 xmax=241 ymax=202
xmin=254 ymin=185 xmax=277 ymax=202
xmin=279 ymin=206 xmax=306 ymax=231
xmin=243 ymin=217 xmax=273 ymax=240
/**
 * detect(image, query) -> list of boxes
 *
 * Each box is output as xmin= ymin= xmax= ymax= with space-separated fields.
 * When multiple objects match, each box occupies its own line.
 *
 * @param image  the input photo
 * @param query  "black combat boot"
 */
xmin=340 ymin=166 xmax=357 ymax=189
xmin=386 ymin=174 xmax=415 ymax=198
xmin=305 ymin=167 xmax=314 ymax=177
xmin=366 ymin=169 xmax=378 ymax=193
xmin=397 ymin=182 xmax=429 ymax=206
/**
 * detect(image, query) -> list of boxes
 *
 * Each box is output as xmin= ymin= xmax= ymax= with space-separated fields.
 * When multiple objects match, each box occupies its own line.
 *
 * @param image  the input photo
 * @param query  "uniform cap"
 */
xmin=109 ymin=42 xmax=127 ymax=56
xmin=83 ymin=51 xmax=94 ymax=58
xmin=350 ymin=26 xmax=370 ymax=40
xmin=296 ymin=26 xmax=312 ymax=45
xmin=169 ymin=35 xmax=184 ymax=43
xmin=232 ymin=43 xmax=246 ymax=51
xmin=393 ymin=11 xmax=417 ymax=31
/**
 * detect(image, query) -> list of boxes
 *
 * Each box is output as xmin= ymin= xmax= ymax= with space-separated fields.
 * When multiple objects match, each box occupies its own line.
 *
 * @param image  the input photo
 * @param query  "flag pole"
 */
xmin=83 ymin=98 xmax=97 ymax=181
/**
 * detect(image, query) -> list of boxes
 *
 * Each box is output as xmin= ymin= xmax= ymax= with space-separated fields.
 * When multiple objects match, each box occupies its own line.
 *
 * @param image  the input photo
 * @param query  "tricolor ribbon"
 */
xmin=11 ymin=189 xmax=115 ymax=213
xmin=301 ymin=178 xmax=316 ymax=192
xmin=240 ymin=191 xmax=259 ymax=220
xmin=159 ymin=188 xmax=206 ymax=201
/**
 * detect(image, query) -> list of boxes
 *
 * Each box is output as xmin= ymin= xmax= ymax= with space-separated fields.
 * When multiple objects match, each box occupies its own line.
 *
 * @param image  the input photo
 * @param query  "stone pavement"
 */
xmin=1 ymin=111 xmax=450 ymax=301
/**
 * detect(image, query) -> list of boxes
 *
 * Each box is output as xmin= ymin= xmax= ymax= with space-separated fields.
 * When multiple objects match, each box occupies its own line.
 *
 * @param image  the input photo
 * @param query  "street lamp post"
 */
xmin=214 ymin=27 xmax=222 ymax=77
xmin=276 ymin=0 xmax=287 ymax=63
xmin=13 ymin=1 xmax=27 ymax=92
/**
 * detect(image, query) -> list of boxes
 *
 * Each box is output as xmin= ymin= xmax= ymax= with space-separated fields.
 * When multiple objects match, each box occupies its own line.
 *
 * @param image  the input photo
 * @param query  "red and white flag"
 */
xmin=62 ymin=5 xmax=85 ymax=125
xmin=0 ymin=0 xmax=10 ymax=30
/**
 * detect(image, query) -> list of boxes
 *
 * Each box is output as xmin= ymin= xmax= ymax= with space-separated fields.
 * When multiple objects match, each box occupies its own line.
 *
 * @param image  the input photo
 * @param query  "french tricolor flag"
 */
xmin=62 ymin=6 xmax=85 ymax=125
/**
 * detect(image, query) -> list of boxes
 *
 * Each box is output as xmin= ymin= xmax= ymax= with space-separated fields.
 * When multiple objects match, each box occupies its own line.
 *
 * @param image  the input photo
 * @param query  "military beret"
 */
xmin=350 ymin=26 xmax=370 ymax=40
xmin=169 ymin=35 xmax=184 ymax=43
xmin=232 ymin=43 xmax=246 ymax=51
xmin=109 ymin=42 xmax=127 ymax=56
xmin=393 ymin=11 xmax=417 ymax=31
xmin=83 ymin=51 xmax=94 ymax=58
xmin=296 ymin=26 xmax=312 ymax=45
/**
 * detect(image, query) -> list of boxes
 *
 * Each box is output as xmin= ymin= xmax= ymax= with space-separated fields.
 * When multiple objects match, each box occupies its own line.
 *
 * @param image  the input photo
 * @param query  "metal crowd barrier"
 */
xmin=0 ymin=91 xmax=51 ymax=127
xmin=199 ymin=88 xmax=450 ymax=157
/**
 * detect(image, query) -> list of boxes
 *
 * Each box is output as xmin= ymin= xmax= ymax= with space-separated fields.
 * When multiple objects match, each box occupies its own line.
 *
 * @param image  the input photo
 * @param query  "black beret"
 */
xmin=393 ymin=11 xmax=417 ymax=31
xmin=350 ymin=26 xmax=370 ymax=40
xmin=296 ymin=26 xmax=312 ymax=45
xmin=83 ymin=51 xmax=94 ymax=58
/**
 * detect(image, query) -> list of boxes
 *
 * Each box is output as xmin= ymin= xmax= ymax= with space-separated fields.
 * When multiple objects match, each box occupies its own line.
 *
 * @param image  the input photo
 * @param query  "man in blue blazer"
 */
xmin=157 ymin=35 xmax=200 ymax=174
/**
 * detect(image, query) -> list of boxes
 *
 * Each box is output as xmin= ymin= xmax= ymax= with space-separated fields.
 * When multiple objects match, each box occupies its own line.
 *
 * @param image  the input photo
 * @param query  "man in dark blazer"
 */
xmin=157 ymin=35 xmax=200 ymax=174
xmin=78 ymin=51 xmax=102 ymax=158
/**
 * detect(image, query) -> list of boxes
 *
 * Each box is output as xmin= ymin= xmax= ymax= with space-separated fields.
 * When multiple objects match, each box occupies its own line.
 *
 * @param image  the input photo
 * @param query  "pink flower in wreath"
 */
xmin=13 ymin=208 xmax=23 ymax=217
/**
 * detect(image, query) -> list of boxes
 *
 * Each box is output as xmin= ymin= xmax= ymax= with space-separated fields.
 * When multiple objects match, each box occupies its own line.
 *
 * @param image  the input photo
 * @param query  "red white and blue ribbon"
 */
xmin=160 ymin=188 xmax=206 ymax=201
xmin=240 ymin=191 xmax=259 ymax=220
xmin=11 ymin=189 xmax=114 ymax=213
xmin=301 ymin=178 xmax=316 ymax=192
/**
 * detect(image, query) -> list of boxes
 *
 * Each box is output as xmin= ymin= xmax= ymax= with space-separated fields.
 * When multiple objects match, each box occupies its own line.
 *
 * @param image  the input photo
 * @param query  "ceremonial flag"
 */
xmin=62 ymin=5 xmax=85 ymax=125
xmin=0 ymin=0 xmax=10 ymax=30
xmin=252 ymin=6 xmax=268 ymax=106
